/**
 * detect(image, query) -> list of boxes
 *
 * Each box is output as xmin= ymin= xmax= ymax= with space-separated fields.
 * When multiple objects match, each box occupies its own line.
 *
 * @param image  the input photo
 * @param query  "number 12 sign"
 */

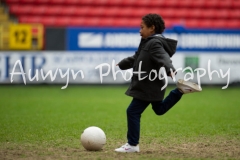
xmin=9 ymin=24 xmax=32 ymax=50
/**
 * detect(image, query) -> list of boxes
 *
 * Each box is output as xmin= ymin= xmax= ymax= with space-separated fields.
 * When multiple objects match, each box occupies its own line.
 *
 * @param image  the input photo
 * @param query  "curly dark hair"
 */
xmin=142 ymin=13 xmax=165 ymax=34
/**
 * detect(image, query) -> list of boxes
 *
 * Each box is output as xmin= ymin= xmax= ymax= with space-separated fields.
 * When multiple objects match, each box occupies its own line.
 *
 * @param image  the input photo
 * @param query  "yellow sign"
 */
xmin=9 ymin=24 xmax=32 ymax=50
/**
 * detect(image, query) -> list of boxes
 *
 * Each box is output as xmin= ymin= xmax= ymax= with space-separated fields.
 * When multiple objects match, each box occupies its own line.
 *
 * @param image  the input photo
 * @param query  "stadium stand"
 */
xmin=0 ymin=1 xmax=14 ymax=50
xmin=2 ymin=0 xmax=240 ymax=28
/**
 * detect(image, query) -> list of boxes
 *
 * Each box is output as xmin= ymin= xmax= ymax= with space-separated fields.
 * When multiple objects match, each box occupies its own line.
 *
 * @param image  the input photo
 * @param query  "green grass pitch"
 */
xmin=0 ymin=85 xmax=239 ymax=159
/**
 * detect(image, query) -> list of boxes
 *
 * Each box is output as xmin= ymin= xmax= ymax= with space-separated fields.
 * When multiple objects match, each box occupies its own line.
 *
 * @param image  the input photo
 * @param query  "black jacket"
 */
xmin=118 ymin=34 xmax=177 ymax=101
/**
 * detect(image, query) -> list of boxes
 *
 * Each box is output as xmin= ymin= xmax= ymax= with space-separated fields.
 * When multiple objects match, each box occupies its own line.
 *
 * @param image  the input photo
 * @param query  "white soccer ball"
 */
xmin=80 ymin=126 xmax=106 ymax=151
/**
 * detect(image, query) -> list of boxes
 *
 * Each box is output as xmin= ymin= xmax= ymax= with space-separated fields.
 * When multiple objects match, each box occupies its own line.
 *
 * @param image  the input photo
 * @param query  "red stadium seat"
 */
xmin=226 ymin=20 xmax=240 ymax=29
xmin=9 ymin=4 xmax=32 ymax=15
xmin=200 ymin=9 xmax=215 ymax=19
xmin=119 ymin=7 xmax=134 ymax=17
xmin=68 ymin=17 xmax=85 ymax=26
xmin=18 ymin=16 xmax=41 ymax=23
xmin=54 ymin=17 xmax=71 ymax=26
xmin=212 ymin=20 xmax=227 ymax=29
xmin=122 ymin=0 xmax=137 ymax=7
xmin=19 ymin=16 xmax=56 ymax=26
xmin=40 ymin=16 xmax=56 ymax=26
xmin=229 ymin=9 xmax=240 ymax=19
xmin=101 ymin=7 xmax=120 ymax=17
xmin=159 ymin=8 xmax=176 ymax=18
xmin=174 ymin=9 xmax=188 ymax=18
xmin=218 ymin=1 xmax=232 ymax=9
xmin=190 ymin=0 xmax=205 ymax=8
xmin=134 ymin=0 xmax=150 ymax=7
xmin=112 ymin=18 xmax=129 ymax=27
xmin=163 ymin=0 xmax=179 ymax=8
xmin=44 ymin=6 xmax=62 ymax=15
xmin=48 ymin=0 xmax=66 ymax=5
xmin=5 ymin=0 xmax=21 ymax=4
xmin=213 ymin=9 xmax=229 ymax=19
xmin=232 ymin=1 xmax=240 ymax=9
xmin=198 ymin=20 xmax=213 ymax=28
xmin=73 ymin=6 xmax=91 ymax=16
xmin=60 ymin=6 xmax=77 ymax=16
xmin=185 ymin=19 xmax=199 ymax=28
xmin=64 ymin=0 xmax=80 ymax=5
xmin=98 ymin=18 xmax=114 ymax=27
xmin=84 ymin=17 xmax=101 ymax=26
xmin=34 ymin=0 xmax=50 ymax=4
xmin=126 ymin=7 xmax=147 ymax=18
xmin=204 ymin=0 xmax=219 ymax=8
xmin=86 ymin=7 xmax=105 ymax=17
xmin=189 ymin=9 xmax=202 ymax=18
xmin=108 ymin=0 xmax=129 ymax=7
xmin=33 ymin=5 xmax=47 ymax=15
xmin=146 ymin=0 xmax=166 ymax=7
xmin=128 ymin=18 xmax=141 ymax=27
xmin=6 ymin=0 xmax=240 ymax=28
xmin=177 ymin=0 xmax=192 ymax=8
xmin=19 ymin=0 xmax=38 ymax=4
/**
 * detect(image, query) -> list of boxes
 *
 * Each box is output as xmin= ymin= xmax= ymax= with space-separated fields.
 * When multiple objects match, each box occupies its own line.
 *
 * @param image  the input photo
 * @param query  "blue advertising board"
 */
xmin=67 ymin=27 xmax=141 ymax=51
xmin=67 ymin=27 xmax=240 ymax=52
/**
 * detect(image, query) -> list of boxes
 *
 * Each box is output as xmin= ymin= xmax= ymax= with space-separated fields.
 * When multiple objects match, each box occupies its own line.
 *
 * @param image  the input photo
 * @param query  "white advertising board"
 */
xmin=0 ymin=52 xmax=239 ymax=89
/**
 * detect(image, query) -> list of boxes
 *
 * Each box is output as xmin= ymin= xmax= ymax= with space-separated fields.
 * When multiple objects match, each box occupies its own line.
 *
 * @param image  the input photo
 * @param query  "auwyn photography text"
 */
xmin=10 ymin=59 xmax=230 ymax=90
